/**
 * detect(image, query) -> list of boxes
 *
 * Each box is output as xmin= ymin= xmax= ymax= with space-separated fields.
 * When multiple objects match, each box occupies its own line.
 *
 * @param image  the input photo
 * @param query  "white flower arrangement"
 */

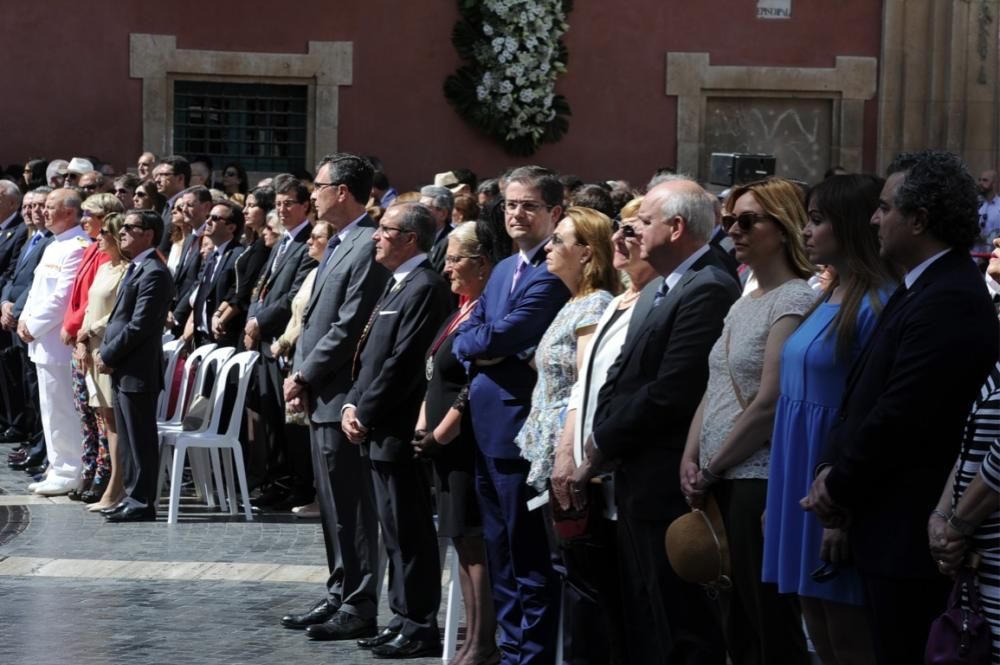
xmin=445 ymin=0 xmax=572 ymax=155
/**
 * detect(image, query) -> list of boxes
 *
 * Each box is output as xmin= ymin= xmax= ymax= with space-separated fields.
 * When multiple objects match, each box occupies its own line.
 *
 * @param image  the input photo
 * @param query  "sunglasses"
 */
xmin=121 ymin=223 xmax=148 ymax=234
xmin=613 ymin=219 xmax=637 ymax=239
xmin=208 ymin=214 xmax=231 ymax=223
xmin=721 ymin=211 xmax=773 ymax=232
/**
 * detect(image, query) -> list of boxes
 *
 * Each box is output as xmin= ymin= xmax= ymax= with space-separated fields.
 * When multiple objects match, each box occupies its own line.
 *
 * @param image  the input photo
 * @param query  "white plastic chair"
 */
xmin=163 ymin=350 xmax=259 ymax=524
xmin=156 ymin=340 xmax=186 ymax=421
xmin=155 ymin=345 xmax=232 ymax=508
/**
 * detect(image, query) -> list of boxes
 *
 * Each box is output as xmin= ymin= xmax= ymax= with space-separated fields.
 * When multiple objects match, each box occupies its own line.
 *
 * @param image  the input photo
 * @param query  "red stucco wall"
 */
xmin=1 ymin=0 xmax=882 ymax=189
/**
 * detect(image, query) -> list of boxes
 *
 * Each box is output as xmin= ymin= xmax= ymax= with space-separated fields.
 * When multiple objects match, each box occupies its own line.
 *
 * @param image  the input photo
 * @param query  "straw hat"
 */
xmin=665 ymin=495 xmax=732 ymax=589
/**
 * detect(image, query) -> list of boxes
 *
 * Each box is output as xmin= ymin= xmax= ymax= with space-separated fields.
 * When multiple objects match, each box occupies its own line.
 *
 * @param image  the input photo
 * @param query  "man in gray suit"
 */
xmin=279 ymin=154 xmax=390 ymax=641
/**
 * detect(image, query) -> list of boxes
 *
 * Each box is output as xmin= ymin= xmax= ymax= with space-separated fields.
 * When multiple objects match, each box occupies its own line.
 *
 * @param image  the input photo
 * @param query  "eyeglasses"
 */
xmin=444 ymin=254 xmax=480 ymax=266
xmin=548 ymin=233 xmax=586 ymax=247
xmin=721 ymin=211 xmax=774 ymax=232
xmin=121 ymin=223 xmax=148 ymax=234
xmin=99 ymin=228 xmax=113 ymax=236
xmin=504 ymin=200 xmax=550 ymax=214
xmin=375 ymin=224 xmax=410 ymax=236
xmin=81 ymin=184 xmax=99 ymax=192
xmin=208 ymin=214 xmax=231 ymax=223
xmin=312 ymin=181 xmax=339 ymax=190
xmin=134 ymin=191 xmax=149 ymax=198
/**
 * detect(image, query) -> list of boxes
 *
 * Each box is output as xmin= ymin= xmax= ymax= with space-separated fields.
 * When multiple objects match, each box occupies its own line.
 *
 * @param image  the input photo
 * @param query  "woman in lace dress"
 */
xmin=515 ymin=207 xmax=620 ymax=492
xmin=682 ymin=178 xmax=816 ymax=665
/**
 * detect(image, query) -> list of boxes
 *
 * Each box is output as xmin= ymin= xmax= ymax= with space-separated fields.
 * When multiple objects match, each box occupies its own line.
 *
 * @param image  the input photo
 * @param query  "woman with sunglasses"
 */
xmin=132 ymin=180 xmax=165 ymax=215
xmin=761 ymin=174 xmax=892 ymax=665
xmin=682 ymin=177 xmax=816 ymax=665
xmin=74 ymin=212 xmax=129 ymax=510
xmin=221 ymin=162 xmax=249 ymax=206
xmin=548 ymin=196 xmax=658 ymax=663
xmin=164 ymin=200 xmax=190 ymax=276
xmin=62 ymin=193 xmax=125 ymax=503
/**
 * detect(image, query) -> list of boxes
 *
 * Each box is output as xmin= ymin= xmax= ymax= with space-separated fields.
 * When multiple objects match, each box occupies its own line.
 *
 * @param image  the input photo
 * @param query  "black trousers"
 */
xmin=370 ymin=457 xmax=441 ymax=640
xmin=862 ymin=571 xmax=951 ymax=665
xmin=4 ymin=337 xmax=40 ymax=438
xmin=113 ymin=389 xmax=159 ymax=507
xmin=616 ymin=502 xmax=727 ymax=665
xmin=311 ymin=422 xmax=379 ymax=619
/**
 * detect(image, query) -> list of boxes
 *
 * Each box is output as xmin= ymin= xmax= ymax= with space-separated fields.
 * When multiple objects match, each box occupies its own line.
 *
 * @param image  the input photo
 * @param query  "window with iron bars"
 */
xmin=173 ymin=80 xmax=308 ymax=172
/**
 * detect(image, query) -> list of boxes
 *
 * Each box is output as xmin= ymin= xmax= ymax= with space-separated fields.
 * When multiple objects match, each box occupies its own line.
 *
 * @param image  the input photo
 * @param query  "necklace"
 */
xmin=426 ymin=298 xmax=480 ymax=380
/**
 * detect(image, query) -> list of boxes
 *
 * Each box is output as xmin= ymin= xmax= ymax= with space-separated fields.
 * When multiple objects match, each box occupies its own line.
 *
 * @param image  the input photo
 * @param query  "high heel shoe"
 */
xmin=88 ymin=492 xmax=125 ymax=512
xmin=80 ymin=476 xmax=108 ymax=504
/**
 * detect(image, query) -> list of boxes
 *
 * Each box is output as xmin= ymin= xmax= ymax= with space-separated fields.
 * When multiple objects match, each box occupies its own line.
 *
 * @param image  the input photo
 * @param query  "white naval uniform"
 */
xmin=20 ymin=226 xmax=90 ymax=481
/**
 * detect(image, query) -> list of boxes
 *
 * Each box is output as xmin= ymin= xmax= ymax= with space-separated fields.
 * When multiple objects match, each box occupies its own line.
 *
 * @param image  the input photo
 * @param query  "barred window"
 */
xmin=173 ymin=81 xmax=308 ymax=172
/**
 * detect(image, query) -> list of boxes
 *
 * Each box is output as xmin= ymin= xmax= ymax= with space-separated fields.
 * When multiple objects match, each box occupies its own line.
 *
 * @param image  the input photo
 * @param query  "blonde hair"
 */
xmin=725 ymin=178 xmax=814 ymax=279
xmin=619 ymin=196 xmax=643 ymax=220
xmin=564 ymin=206 xmax=622 ymax=296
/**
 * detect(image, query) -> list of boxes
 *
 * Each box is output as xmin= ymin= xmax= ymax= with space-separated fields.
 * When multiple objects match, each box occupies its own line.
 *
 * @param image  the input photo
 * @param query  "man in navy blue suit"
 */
xmin=453 ymin=166 xmax=569 ymax=665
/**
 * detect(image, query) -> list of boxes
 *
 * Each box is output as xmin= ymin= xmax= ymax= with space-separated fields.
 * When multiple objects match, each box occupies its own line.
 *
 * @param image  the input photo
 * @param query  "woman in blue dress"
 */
xmin=763 ymin=174 xmax=898 ymax=665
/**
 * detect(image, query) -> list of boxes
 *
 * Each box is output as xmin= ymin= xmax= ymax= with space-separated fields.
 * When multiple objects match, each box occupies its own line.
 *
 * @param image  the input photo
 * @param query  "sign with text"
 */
xmin=757 ymin=0 xmax=791 ymax=19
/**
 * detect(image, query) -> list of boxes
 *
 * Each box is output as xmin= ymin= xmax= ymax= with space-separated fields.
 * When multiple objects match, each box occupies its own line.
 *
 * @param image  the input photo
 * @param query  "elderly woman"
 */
xmin=74 ymin=212 xmax=128 ymax=509
xmin=549 ymin=197 xmax=656 ymax=664
xmin=411 ymin=218 xmax=507 ymax=665
xmin=515 ymin=206 xmax=620 ymax=492
xmin=682 ymin=177 xmax=816 ymax=665
xmin=762 ymin=175 xmax=895 ymax=665
xmin=62 ymin=193 xmax=124 ymax=502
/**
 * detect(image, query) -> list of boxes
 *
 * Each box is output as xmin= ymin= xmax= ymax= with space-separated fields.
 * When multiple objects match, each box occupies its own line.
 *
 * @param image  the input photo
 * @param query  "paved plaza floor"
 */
xmin=0 ymin=452 xmax=451 ymax=665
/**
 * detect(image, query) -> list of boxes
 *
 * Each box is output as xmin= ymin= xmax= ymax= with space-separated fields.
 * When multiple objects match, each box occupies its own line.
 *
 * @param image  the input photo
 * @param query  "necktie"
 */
xmin=201 ymin=250 xmax=219 ymax=286
xmin=352 ymin=278 xmax=402 ymax=380
xmin=272 ymin=234 xmax=291 ymax=274
xmin=652 ymin=278 xmax=670 ymax=307
xmin=318 ymin=235 xmax=343 ymax=276
xmin=17 ymin=233 xmax=41 ymax=268
xmin=121 ymin=261 xmax=137 ymax=288
xmin=510 ymin=257 xmax=527 ymax=294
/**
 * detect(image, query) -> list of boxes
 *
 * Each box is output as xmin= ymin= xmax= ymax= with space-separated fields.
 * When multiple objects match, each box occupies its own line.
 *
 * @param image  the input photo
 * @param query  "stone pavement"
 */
xmin=0 ymin=452 xmax=454 ymax=665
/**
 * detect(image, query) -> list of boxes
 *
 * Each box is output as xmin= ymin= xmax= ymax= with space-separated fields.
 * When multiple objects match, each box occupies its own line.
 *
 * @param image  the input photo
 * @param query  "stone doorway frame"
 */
xmin=666 ymin=52 xmax=877 ymax=179
xmin=129 ymin=34 xmax=353 ymax=173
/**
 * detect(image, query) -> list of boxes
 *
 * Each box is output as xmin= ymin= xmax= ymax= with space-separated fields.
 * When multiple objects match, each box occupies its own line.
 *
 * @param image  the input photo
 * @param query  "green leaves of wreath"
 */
xmin=444 ymin=0 xmax=573 ymax=156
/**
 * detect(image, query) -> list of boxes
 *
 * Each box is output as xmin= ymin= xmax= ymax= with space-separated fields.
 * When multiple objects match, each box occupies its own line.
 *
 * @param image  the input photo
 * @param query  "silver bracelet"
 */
xmin=930 ymin=509 xmax=950 ymax=521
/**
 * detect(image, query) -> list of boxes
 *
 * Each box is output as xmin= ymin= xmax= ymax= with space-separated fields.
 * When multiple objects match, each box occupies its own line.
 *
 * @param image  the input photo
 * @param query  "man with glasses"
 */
xmin=340 ymin=202 xmax=451 ymax=658
xmin=279 ymin=154 xmax=390 ymax=642
xmin=98 ymin=209 xmax=174 ymax=522
xmin=189 ymin=201 xmax=243 ymax=348
xmin=17 ymin=189 xmax=91 ymax=496
xmin=77 ymin=171 xmax=106 ymax=200
xmin=452 ymin=165 xmax=569 ymax=665
xmin=153 ymin=155 xmax=191 ymax=254
xmin=245 ymin=179 xmax=315 ymax=507
xmin=170 ymin=185 xmax=212 ymax=335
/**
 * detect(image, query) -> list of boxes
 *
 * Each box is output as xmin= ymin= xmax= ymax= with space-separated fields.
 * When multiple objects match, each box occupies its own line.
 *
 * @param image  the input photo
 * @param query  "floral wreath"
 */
xmin=444 ymin=0 xmax=573 ymax=156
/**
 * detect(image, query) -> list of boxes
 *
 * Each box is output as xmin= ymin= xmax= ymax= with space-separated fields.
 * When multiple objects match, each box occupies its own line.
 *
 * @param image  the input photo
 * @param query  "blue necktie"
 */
xmin=17 ymin=233 xmax=42 ymax=268
xmin=318 ymin=236 xmax=342 ymax=275
xmin=652 ymin=279 xmax=669 ymax=307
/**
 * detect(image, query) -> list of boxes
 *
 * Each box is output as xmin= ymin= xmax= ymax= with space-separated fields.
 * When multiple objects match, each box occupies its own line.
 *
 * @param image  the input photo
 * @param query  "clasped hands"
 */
xmin=927 ymin=512 xmax=969 ymax=577
xmin=550 ymin=436 xmax=606 ymax=512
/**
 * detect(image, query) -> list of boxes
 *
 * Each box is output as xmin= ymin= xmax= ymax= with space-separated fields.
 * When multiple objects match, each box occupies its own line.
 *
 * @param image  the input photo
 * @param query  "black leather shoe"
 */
xmin=105 ymin=504 xmax=156 ymax=522
xmin=280 ymin=599 xmax=339 ymax=629
xmin=358 ymin=627 xmax=398 ymax=649
xmin=371 ymin=633 xmax=442 ymax=659
xmin=100 ymin=502 xmax=128 ymax=516
xmin=305 ymin=611 xmax=376 ymax=641
xmin=25 ymin=464 xmax=47 ymax=476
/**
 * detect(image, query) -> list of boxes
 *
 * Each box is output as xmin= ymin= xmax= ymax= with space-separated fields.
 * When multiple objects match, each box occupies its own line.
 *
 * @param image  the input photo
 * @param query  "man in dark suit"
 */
xmin=452 ymin=166 xmax=569 ymax=665
xmin=190 ymin=200 xmax=244 ymax=348
xmin=341 ymin=202 xmax=451 ymax=658
xmin=155 ymin=155 xmax=191 ymax=255
xmin=804 ymin=150 xmax=999 ymax=665
xmin=279 ymin=154 xmax=390 ymax=641
xmin=0 ymin=181 xmax=28 ymax=443
xmin=97 ymin=209 xmax=175 ymax=522
xmin=1 ymin=188 xmax=53 ymax=462
xmin=419 ymin=185 xmax=454 ymax=273
xmin=572 ymin=179 xmax=739 ymax=665
xmin=170 ymin=185 xmax=212 ymax=335
xmin=244 ymin=179 xmax=315 ymax=499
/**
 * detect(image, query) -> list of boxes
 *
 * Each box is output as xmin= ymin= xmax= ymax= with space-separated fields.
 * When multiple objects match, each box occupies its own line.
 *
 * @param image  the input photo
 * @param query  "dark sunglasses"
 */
xmin=121 ymin=223 xmax=148 ymax=234
xmin=721 ymin=211 xmax=773 ymax=232
xmin=208 ymin=214 xmax=231 ymax=223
